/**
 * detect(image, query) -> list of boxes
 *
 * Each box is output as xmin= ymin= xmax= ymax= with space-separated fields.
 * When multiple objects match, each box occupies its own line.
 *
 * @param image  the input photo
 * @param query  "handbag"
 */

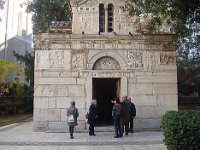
xmin=68 ymin=114 xmax=75 ymax=123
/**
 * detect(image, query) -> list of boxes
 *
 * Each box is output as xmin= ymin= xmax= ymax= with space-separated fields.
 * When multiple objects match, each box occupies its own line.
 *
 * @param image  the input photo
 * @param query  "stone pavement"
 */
xmin=0 ymin=118 xmax=167 ymax=150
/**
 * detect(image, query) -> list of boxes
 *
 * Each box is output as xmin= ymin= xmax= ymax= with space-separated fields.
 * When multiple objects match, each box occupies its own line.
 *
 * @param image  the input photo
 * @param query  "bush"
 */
xmin=161 ymin=110 xmax=200 ymax=150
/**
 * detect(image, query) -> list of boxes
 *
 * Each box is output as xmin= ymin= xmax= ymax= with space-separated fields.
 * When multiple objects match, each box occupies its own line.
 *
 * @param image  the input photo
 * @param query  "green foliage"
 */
xmin=13 ymin=51 xmax=34 ymax=97
xmin=177 ymin=50 xmax=200 ymax=95
xmin=0 ymin=60 xmax=24 ymax=97
xmin=0 ymin=59 xmax=24 ymax=84
xmin=13 ymin=78 xmax=25 ymax=100
xmin=162 ymin=110 xmax=200 ymax=150
xmin=124 ymin=0 xmax=200 ymax=43
xmin=26 ymin=0 xmax=72 ymax=32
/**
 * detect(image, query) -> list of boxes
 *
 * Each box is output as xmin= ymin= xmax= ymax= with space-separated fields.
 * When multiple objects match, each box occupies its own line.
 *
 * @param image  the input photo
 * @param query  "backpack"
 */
xmin=68 ymin=114 xmax=75 ymax=123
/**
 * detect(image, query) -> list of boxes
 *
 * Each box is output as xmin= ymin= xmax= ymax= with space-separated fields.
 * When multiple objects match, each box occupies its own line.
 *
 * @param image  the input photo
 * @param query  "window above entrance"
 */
xmin=99 ymin=3 xmax=114 ymax=33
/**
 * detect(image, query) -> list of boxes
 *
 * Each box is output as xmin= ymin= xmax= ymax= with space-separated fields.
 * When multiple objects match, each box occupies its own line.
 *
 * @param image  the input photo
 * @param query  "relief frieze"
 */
xmin=49 ymin=51 xmax=65 ymax=68
xmin=163 ymin=42 xmax=175 ymax=50
xmin=34 ymin=39 xmax=50 ymax=50
xmin=72 ymin=53 xmax=86 ymax=70
xmin=79 ymin=71 xmax=135 ymax=78
xmin=127 ymin=51 xmax=143 ymax=69
xmin=146 ymin=51 xmax=159 ymax=71
xmin=160 ymin=53 xmax=176 ymax=65
xmin=34 ymin=39 xmax=163 ymax=51
xmin=71 ymin=50 xmax=87 ymax=70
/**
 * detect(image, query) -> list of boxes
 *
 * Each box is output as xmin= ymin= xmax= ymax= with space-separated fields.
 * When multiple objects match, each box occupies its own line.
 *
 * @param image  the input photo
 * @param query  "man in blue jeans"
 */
xmin=112 ymin=98 xmax=122 ymax=138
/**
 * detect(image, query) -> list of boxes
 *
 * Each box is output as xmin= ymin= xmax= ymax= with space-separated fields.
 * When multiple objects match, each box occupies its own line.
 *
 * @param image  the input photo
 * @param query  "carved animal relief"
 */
xmin=49 ymin=51 xmax=65 ymax=68
xmin=127 ymin=51 xmax=143 ymax=69
xmin=72 ymin=53 xmax=86 ymax=70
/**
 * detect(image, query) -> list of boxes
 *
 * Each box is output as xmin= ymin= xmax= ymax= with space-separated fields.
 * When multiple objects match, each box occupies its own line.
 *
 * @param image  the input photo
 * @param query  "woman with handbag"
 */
xmin=67 ymin=100 xmax=79 ymax=139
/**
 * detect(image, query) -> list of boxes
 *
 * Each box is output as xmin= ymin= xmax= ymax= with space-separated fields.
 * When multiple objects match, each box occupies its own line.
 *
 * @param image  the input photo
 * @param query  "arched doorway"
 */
xmin=93 ymin=78 xmax=120 ymax=125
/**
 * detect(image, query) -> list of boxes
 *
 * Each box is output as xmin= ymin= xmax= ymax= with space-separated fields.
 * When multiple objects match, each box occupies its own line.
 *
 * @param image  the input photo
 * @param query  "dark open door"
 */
xmin=92 ymin=78 xmax=120 ymax=126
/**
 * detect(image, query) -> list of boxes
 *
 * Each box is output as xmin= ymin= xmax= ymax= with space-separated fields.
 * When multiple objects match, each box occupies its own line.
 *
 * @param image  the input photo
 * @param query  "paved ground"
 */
xmin=0 ymin=118 xmax=167 ymax=150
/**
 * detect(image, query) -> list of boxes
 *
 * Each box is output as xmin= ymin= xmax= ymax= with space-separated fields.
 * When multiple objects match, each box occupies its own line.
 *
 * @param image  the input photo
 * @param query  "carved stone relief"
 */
xmin=49 ymin=51 xmax=65 ymax=68
xmin=72 ymin=53 xmax=86 ymax=70
xmin=80 ymin=15 xmax=94 ymax=30
xmin=127 ymin=51 xmax=143 ymax=69
xmin=34 ymin=39 xmax=50 ymax=50
xmin=163 ymin=42 xmax=175 ymax=50
xmin=93 ymin=56 xmax=120 ymax=70
xmin=160 ymin=53 xmax=176 ymax=65
xmin=80 ymin=71 xmax=135 ymax=78
xmin=146 ymin=51 xmax=158 ymax=71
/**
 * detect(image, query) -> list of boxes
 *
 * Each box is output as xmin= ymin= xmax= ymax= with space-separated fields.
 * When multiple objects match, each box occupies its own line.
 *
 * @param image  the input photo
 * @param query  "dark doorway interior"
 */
xmin=93 ymin=78 xmax=120 ymax=126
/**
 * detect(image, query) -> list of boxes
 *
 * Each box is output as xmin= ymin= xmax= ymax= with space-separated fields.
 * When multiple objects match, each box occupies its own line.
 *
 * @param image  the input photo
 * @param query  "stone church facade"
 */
xmin=33 ymin=0 xmax=178 ymax=132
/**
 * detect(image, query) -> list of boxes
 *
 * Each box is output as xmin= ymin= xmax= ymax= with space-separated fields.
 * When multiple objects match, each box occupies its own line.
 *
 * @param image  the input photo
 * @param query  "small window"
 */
xmin=108 ymin=4 xmax=114 ymax=32
xmin=99 ymin=4 xmax=105 ymax=32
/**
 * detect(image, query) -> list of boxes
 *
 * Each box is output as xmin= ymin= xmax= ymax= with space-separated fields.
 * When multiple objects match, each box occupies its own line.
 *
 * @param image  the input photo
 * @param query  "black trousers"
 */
xmin=129 ymin=117 xmax=134 ymax=132
xmin=89 ymin=125 xmax=94 ymax=135
xmin=69 ymin=126 xmax=74 ymax=137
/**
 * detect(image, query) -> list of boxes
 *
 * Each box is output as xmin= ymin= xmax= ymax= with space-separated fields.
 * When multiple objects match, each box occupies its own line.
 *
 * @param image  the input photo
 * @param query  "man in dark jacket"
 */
xmin=88 ymin=99 xmax=98 ymax=136
xmin=120 ymin=96 xmax=130 ymax=136
xmin=128 ymin=97 xmax=136 ymax=133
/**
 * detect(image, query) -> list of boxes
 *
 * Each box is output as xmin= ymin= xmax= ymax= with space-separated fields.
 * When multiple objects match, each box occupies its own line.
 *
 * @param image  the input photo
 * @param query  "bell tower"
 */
xmin=70 ymin=0 xmax=138 ymax=34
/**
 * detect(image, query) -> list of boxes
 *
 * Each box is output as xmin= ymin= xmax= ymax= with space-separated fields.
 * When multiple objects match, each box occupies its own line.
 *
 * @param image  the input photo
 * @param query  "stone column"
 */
xmin=105 ymin=7 xmax=108 ymax=33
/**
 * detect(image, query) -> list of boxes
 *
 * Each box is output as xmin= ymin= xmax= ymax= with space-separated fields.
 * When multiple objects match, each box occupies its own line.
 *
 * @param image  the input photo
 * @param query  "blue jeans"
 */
xmin=113 ymin=115 xmax=121 ymax=137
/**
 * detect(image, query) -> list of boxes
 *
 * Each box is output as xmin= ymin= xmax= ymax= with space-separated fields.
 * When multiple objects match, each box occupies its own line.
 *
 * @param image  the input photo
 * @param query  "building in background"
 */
xmin=0 ymin=0 xmax=32 ymax=62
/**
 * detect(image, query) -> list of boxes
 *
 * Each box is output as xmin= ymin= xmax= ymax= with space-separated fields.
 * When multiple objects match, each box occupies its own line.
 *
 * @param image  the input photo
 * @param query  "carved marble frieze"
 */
xmin=80 ymin=71 xmax=135 ymax=78
xmin=160 ymin=53 xmax=176 ymax=65
xmin=71 ymin=50 xmax=87 ymax=70
xmin=163 ymin=42 xmax=175 ymax=50
xmin=146 ymin=51 xmax=159 ymax=71
xmin=34 ymin=37 xmax=164 ymax=50
xmin=93 ymin=56 xmax=120 ymax=70
xmin=127 ymin=51 xmax=144 ymax=69
xmin=34 ymin=39 xmax=50 ymax=50
xmin=49 ymin=21 xmax=72 ymax=33
xmin=49 ymin=51 xmax=65 ymax=68
xmin=80 ymin=15 xmax=94 ymax=30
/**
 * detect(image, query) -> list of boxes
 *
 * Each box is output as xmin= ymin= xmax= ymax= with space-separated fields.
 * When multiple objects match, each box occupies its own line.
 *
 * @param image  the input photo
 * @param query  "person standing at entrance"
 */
xmin=120 ymin=96 xmax=130 ymax=136
xmin=88 ymin=99 xmax=98 ymax=136
xmin=67 ymin=101 xmax=79 ymax=139
xmin=112 ymin=98 xmax=122 ymax=138
xmin=128 ymin=97 xmax=136 ymax=133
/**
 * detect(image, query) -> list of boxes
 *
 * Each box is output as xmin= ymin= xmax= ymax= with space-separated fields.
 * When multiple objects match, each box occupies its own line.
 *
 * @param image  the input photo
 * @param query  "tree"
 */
xmin=124 ymin=0 xmax=200 ymax=44
xmin=124 ymin=0 xmax=200 ymax=95
xmin=26 ymin=0 xmax=72 ymax=32
xmin=0 ymin=59 xmax=24 ymax=96
xmin=13 ymin=51 xmax=34 ymax=96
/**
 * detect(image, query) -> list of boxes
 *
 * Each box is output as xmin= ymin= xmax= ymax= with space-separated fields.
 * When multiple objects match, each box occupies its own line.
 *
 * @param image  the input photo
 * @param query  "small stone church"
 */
xmin=33 ymin=0 xmax=178 ymax=132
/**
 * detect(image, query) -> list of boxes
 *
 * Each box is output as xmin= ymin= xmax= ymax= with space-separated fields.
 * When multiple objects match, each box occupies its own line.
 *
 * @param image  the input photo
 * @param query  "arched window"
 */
xmin=99 ymin=4 xmax=105 ymax=32
xmin=107 ymin=3 xmax=114 ymax=32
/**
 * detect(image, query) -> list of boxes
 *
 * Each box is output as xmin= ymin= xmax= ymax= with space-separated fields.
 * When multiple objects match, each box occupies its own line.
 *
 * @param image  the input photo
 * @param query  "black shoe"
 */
xmin=70 ymin=136 xmax=74 ymax=139
xmin=130 ymin=130 xmax=134 ymax=133
xmin=114 ymin=136 xmax=119 ymax=138
xmin=119 ymin=134 xmax=123 ymax=137
xmin=92 ymin=133 xmax=96 ymax=136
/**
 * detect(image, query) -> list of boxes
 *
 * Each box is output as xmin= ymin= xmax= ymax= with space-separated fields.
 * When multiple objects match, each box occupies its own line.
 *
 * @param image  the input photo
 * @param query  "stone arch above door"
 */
xmin=88 ymin=51 xmax=126 ymax=70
